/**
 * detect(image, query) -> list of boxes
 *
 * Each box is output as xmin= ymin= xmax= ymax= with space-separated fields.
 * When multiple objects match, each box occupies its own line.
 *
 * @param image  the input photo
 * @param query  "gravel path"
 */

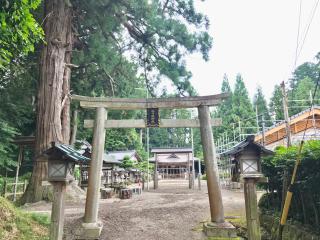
xmin=25 ymin=180 xmax=261 ymax=240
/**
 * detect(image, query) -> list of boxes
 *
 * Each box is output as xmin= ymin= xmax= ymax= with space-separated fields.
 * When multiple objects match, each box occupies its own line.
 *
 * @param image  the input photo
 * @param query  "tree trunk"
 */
xmin=21 ymin=0 xmax=73 ymax=203
xmin=70 ymin=109 xmax=78 ymax=146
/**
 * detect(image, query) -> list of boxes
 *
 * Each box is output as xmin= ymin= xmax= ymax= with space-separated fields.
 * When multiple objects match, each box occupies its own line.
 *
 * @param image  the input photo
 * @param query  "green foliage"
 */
xmin=269 ymin=84 xmax=284 ymax=120
xmin=253 ymin=86 xmax=272 ymax=127
xmin=260 ymin=141 xmax=320 ymax=227
xmin=135 ymin=160 xmax=153 ymax=174
xmin=213 ymin=74 xmax=234 ymax=138
xmin=0 ymin=119 xmax=18 ymax=173
xmin=0 ymin=0 xmax=43 ymax=70
xmin=0 ymin=197 xmax=49 ymax=239
xmin=231 ymin=74 xmax=256 ymax=132
xmin=120 ymin=156 xmax=134 ymax=169
xmin=149 ymin=108 xmax=193 ymax=150
xmin=72 ymin=0 xmax=212 ymax=96
xmin=105 ymin=128 xmax=141 ymax=151
xmin=289 ymin=76 xmax=317 ymax=115
xmin=290 ymin=61 xmax=319 ymax=88
xmin=214 ymin=74 xmax=257 ymax=141
xmin=270 ymin=53 xmax=320 ymax=120
xmin=0 ymin=52 xmax=38 ymax=133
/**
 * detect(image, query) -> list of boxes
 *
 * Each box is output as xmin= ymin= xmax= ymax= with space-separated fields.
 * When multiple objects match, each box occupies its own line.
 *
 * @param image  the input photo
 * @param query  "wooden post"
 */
xmin=198 ymin=105 xmax=225 ymax=223
xmin=243 ymin=177 xmax=261 ymax=240
xmin=78 ymin=165 xmax=82 ymax=187
xmin=198 ymin=158 xmax=202 ymax=190
xmin=13 ymin=146 xmax=23 ymax=201
xmin=154 ymin=154 xmax=158 ymax=189
xmin=84 ymin=107 xmax=106 ymax=225
xmin=50 ymin=182 xmax=66 ymax=240
xmin=23 ymin=179 xmax=28 ymax=192
xmin=281 ymin=81 xmax=291 ymax=147
xmin=188 ymin=152 xmax=192 ymax=189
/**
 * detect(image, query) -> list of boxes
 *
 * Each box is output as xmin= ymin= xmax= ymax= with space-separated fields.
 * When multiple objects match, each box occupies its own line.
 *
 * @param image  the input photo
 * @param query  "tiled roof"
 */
xmin=151 ymin=148 xmax=193 ymax=153
xmin=105 ymin=150 xmax=137 ymax=161
xmin=45 ymin=142 xmax=90 ymax=163
xmin=221 ymin=135 xmax=273 ymax=156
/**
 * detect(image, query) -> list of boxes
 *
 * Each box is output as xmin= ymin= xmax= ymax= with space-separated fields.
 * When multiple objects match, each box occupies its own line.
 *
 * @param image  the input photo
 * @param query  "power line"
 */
xmin=301 ymin=71 xmax=320 ymax=140
xmin=297 ymin=0 xmax=320 ymax=60
xmin=284 ymin=0 xmax=319 ymax=88
xmin=294 ymin=0 xmax=303 ymax=68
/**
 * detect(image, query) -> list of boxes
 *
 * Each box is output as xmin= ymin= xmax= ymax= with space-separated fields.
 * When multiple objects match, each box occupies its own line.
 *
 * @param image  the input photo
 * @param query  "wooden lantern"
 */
xmin=45 ymin=142 xmax=89 ymax=182
xmin=222 ymin=135 xmax=273 ymax=180
xmin=48 ymin=159 xmax=76 ymax=182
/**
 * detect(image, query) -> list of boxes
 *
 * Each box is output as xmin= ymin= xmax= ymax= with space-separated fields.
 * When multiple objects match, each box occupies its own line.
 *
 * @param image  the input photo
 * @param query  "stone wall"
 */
xmin=259 ymin=213 xmax=320 ymax=240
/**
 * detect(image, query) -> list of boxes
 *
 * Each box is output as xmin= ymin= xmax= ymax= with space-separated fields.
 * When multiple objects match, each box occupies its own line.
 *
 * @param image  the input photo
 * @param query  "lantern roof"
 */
xmin=220 ymin=135 xmax=274 ymax=157
xmin=44 ymin=142 xmax=90 ymax=163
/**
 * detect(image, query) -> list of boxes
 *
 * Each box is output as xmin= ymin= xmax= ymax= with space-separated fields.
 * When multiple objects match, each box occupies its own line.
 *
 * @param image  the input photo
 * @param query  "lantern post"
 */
xmin=239 ymin=140 xmax=269 ymax=240
xmin=222 ymin=135 xmax=271 ymax=240
xmin=46 ymin=142 xmax=85 ymax=240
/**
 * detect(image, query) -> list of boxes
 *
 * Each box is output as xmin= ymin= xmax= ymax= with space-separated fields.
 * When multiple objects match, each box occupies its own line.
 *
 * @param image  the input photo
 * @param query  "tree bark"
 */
xmin=70 ymin=109 xmax=78 ymax=146
xmin=21 ymin=0 xmax=73 ymax=203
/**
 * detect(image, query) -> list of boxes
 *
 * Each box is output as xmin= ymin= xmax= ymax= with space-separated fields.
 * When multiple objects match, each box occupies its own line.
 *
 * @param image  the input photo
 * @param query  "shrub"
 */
xmin=260 ymin=140 xmax=320 ymax=228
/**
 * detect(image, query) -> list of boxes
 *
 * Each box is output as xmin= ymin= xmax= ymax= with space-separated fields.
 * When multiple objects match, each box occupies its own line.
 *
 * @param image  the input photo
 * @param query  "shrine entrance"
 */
xmin=72 ymin=93 xmax=228 ymax=239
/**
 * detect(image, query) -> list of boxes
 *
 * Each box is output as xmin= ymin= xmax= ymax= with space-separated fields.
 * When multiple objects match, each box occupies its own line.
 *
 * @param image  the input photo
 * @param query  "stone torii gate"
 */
xmin=84 ymin=112 xmax=222 ymax=190
xmin=72 ymin=93 xmax=234 ymax=239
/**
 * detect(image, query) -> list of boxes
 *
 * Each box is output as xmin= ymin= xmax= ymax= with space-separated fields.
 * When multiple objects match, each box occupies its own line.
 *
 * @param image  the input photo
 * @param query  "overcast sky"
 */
xmin=186 ymin=0 xmax=320 ymax=101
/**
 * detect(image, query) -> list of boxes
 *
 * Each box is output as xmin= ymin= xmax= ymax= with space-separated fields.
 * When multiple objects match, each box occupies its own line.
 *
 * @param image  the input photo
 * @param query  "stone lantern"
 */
xmin=222 ymin=135 xmax=273 ymax=240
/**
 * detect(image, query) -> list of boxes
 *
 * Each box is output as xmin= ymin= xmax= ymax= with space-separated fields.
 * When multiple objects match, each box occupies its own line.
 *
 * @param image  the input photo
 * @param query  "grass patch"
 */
xmin=0 ymin=197 xmax=49 ymax=240
xmin=225 ymin=214 xmax=247 ymax=239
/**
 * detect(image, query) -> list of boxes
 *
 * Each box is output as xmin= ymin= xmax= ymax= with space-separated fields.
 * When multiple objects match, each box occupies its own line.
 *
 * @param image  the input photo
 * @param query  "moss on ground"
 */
xmin=207 ymin=238 xmax=242 ymax=240
xmin=193 ymin=214 xmax=246 ymax=239
xmin=0 ymin=197 xmax=49 ymax=240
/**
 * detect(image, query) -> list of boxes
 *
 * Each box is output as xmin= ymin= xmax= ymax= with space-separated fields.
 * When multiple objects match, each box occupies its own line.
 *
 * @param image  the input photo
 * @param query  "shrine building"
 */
xmin=149 ymin=148 xmax=200 ymax=179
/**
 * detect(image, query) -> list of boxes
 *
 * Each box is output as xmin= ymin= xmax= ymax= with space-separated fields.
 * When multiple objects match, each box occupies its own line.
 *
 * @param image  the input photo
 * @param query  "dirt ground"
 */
xmin=24 ymin=180 xmax=263 ymax=240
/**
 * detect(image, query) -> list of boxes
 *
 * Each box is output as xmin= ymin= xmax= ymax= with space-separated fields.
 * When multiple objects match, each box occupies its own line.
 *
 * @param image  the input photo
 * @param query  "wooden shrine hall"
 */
xmin=149 ymin=148 xmax=200 ymax=179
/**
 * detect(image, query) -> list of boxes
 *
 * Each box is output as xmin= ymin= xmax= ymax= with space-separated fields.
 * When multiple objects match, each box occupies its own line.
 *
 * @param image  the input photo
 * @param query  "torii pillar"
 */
xmin=198 ymin=105 xmax=237 ymax=238
xmin=81 ymin=107 xmax=106 ymax=239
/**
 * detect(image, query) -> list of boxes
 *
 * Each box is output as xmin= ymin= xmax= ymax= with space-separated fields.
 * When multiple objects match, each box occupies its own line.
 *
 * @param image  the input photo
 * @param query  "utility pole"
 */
xmin=238 ymin=120 xmax=241 ymax=141
xmin=261 ymin=115 xmax=266 ymax=146
xmin=281 ymin=81 xmax=292 ymax=147
xmin=255 ymin=105 xmax=259 ymax=134
xmin=146 ymin=89 xmax=150 ymax=191
xmin=310 ymin=90 xmax=316 ymax=138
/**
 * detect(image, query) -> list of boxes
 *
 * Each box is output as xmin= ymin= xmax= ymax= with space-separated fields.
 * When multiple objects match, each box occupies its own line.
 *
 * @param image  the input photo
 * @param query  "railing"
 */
xmin=2 ymin=179 xmax=28 ymax=200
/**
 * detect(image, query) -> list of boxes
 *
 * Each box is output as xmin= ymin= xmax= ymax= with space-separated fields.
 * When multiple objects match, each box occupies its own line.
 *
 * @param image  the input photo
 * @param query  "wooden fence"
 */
xmin=1 ymin=179 xmax=28 ymax=200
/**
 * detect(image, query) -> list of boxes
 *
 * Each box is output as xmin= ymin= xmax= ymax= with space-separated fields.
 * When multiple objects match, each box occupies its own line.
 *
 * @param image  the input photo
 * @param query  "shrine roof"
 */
xmin=221 ymin=135 xmax=273 ymax=157
xmin=151 ymin=148 xmax=193 ymax=153
xmin=44 ymin=142 xmax=90 ymax=163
